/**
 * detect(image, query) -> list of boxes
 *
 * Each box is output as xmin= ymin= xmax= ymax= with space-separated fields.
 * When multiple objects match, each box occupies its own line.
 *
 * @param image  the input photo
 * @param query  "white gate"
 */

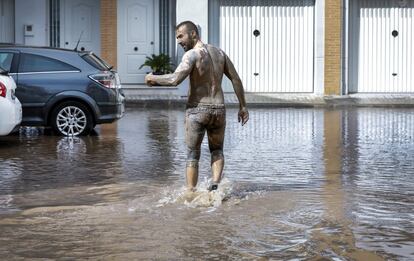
xmin=349 ymin=0 xmax=414 ymax=93
xmin=217 ymin=0 xmax=315 ymax=93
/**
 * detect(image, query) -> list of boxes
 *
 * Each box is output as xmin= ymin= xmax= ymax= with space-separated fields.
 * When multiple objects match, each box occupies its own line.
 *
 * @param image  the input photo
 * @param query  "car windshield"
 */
xmin=81 ymin=53 xmax=112 ymax=71
xmin=0 ymin=66 xmax=6 ymax=74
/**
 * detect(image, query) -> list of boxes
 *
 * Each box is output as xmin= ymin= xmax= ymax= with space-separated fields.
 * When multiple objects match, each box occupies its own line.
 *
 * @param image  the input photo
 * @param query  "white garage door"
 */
xmin=349 ymin=0 xmax=414 ymax=93
xmin=215 ymin=0 xmax=315 ymax=93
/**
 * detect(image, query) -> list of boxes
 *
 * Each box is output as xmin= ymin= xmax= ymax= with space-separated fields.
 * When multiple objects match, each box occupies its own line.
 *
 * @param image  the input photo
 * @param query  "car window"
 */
xmin=0 ymin=52 xmax=14 ymax=71
xmin=19 ymin=53 xmax=79 ymax=73
xmin=81 ymin=53 xmax=111 ymax=71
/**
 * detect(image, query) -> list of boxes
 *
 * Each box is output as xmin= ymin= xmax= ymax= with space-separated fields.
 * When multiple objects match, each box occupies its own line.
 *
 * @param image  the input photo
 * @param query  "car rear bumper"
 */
xmin=96 ymin=93 xmax=125 ymax=124
xmin=0 ymin=98 xmax=22 ymax=135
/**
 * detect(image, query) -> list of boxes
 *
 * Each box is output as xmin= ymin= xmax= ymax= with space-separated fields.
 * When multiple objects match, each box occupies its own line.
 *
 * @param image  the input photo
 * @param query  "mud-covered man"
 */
xmin=145 ymin=21 xmax=249 ymax=191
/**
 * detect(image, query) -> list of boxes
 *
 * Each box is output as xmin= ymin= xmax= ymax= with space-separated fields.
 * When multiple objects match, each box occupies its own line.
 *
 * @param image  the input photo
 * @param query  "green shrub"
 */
xmin=139 ymin=53 xmax=174 ymax=75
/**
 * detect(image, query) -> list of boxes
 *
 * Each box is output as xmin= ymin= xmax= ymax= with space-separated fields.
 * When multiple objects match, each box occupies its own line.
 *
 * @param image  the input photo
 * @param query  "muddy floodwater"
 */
xmin=0 ymin=107 xmax=413 ymax=260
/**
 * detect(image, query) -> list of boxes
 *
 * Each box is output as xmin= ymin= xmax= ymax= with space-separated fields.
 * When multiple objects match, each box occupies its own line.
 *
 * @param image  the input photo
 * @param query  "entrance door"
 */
xmin=217 ymin=0 xmax=315 ymax=93
xmin=349 ymin=0 xmax=414 ymax=92
xmin=118 ymin=0 xmax=156 ymax=84
xmin=62 ymin=0 xmax=100 ymax=54
xmin=0 ymin=0 xmax=14 ymax=43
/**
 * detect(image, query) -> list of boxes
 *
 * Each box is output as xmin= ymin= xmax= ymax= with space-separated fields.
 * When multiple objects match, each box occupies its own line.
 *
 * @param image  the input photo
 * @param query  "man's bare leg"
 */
xmin=186 ymin=161 xmax=199 ymax=191
xmin=208 ymin=115 xmax=225 ymax=191
xmin=212 ymin=159 xmax=224 ymax=183
xmin=185 ymin=109 xmax=204 ymax=191
xmin=210 ymin=150 xmax=224 ymax=190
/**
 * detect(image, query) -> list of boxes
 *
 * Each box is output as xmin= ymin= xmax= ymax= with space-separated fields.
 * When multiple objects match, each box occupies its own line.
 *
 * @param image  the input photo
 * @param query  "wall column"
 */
xmin=324 ymin=0 xmax=342 ymax=95
xmin=101 ymin=0 xmax=117 ymax=68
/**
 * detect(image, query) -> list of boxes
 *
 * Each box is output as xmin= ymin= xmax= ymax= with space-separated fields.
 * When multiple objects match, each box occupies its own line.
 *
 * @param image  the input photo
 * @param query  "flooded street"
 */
xmin=0 ymin=107 xmax=413 ymax=260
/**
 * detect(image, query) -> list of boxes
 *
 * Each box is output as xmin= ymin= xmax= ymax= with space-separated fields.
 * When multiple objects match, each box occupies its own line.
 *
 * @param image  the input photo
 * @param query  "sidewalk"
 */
xmin=124 ymin=90 xmax=414 ymax=107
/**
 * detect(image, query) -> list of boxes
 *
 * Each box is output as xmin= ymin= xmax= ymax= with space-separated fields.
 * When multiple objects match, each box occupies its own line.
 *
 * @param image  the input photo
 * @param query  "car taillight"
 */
xmin=0 ymin=82 xmax=6 ymax=98
xmin=89 ymin=73 xmax=116 ymax=89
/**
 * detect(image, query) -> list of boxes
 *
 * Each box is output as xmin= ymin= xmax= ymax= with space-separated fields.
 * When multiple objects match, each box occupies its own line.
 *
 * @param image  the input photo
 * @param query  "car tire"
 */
xmin=51 ymin=101 xmax=94 ymax=136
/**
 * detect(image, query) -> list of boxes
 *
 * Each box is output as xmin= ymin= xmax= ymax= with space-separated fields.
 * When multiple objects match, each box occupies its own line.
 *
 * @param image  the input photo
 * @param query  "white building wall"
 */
xmin=175 ymin=0 xmax=209 ymax=95
xmin=176 ymin=0 xmax=209 ymax=42
xmin=14 ymin=0 xmax=48 ymax=46
xmin=0 ymin=0 xmax=15 ymax=43
xmin=128 ymin=0 xmax=328 ymax=98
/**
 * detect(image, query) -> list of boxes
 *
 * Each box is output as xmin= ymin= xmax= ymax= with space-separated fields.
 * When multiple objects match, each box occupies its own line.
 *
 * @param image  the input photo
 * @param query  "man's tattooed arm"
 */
xmin=145 ymin=50 xmax=196 ymax=86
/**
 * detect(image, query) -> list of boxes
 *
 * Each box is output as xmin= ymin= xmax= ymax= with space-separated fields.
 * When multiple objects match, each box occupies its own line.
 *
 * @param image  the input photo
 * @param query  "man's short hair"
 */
xmin=176 ymin=21 xmax=199 ymax=36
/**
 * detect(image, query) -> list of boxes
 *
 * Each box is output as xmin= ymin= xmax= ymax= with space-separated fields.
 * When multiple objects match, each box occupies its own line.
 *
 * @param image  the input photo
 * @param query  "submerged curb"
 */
xmin=124 ymin=94 xmax=414 ymax=108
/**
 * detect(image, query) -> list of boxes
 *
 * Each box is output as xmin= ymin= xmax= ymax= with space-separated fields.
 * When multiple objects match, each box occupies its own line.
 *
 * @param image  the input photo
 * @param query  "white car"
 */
xmin=0 ymin=67 xmax=22 ymax=136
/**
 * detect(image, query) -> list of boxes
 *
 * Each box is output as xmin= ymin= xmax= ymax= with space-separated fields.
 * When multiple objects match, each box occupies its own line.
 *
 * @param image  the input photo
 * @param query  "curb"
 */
xmin=124 ymin=94 xmax=414 ymax=108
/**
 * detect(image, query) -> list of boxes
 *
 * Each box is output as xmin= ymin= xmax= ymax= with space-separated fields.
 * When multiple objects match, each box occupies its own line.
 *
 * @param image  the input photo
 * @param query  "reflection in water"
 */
xmin=99 ymin=122 xmax=118 ymax=136
xmin=310 ymin=110 xmax=385 ymax=261
xmin=146 ymin=111 xmax=177 ymax=182
xmin=224 ymin=108 xmax=325 ymax=188
xmin=0 ymin=108 xmax=413 ymax=260
xmin=0 ymin=126 xmax=124 ymax=210
xmin=117 ymin=109 xmax=184 ymax=185
xmin=346 ymin=109 xmax=414 ymax=259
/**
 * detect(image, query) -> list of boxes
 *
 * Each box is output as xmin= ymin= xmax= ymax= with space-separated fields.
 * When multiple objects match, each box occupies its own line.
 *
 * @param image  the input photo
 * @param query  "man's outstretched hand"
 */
xmin=238 ymin=107 xmax=249 ymax=126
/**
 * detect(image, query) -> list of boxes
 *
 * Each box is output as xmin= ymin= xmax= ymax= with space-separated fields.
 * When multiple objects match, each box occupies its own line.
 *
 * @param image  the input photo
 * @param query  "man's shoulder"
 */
xmin=205 ymin=44 xmax=226 ymax=57
xmin=181 ymin=49 xmax=198 ymax=62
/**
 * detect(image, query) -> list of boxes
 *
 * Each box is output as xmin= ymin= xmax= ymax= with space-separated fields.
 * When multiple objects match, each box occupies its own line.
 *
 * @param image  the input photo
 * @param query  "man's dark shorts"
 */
xmin=185 ymin=103 xmax=226 ymax=156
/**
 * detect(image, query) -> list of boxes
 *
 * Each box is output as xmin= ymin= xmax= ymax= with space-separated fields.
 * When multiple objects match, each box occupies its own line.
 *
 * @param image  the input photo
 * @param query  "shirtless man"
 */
xmin=145 ymin=21 xmax=249 ymax=191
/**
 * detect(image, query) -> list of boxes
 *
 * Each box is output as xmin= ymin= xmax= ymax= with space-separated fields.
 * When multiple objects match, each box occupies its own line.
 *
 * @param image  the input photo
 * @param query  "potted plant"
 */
xmin=139 ymin=53 xmax=174 ymax=75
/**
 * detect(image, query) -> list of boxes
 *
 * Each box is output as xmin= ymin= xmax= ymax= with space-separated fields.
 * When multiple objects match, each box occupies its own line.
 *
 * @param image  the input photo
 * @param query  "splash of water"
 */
xmin=157 ymin=178 xmax=233 ymax=208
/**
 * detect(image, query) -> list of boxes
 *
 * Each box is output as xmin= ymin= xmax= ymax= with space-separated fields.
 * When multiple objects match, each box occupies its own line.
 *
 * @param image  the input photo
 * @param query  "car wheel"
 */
xmin=51 ymin=101 xmax=93 ymax=136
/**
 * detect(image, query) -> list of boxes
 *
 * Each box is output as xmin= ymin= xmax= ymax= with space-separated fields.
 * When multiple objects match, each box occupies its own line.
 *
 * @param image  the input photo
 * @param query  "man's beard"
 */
xmin=180 ymin=42 xmax=192 ymax=52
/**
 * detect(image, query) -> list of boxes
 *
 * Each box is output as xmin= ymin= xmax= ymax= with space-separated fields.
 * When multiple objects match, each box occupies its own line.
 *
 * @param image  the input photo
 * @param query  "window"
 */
xmin=81 ymin=53 xmax=111 ymax=71
xmin=0 ymin=53 xmax=14 ymax=71
xmin=19 ymin=53 xmax=79 ymax=73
